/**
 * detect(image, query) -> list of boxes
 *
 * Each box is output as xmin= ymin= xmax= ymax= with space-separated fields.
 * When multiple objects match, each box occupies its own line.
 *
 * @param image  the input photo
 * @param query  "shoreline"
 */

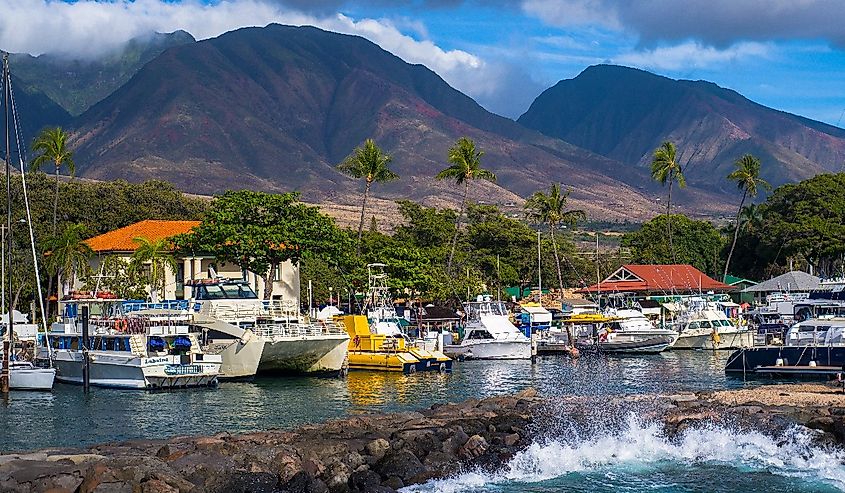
xmin=1 ymin=384 xmax=843 ymax=493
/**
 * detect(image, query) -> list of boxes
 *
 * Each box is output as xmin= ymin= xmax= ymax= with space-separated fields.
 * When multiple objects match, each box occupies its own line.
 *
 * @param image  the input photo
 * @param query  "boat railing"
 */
xmin=253 ymin=319 xmax=347 ymax=339
xmin=263 ymin=299 xmax=299 ymax=319
xmin=123 ymin=300 xmax=201 ymax=313
xmin=210 ymin=302 xmax=263 ymax=321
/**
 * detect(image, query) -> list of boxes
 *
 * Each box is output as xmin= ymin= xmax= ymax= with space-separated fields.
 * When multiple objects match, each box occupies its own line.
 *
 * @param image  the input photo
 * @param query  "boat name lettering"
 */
xmin=144 ymin=357 xmax=171 ymax=365
xmin=164 ymin=365 xmax=202 ymax=376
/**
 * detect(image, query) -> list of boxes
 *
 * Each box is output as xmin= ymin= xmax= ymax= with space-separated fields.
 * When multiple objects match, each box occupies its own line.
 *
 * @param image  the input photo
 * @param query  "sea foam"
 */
xmin=402 ymin=414 xmax=845 ymax=492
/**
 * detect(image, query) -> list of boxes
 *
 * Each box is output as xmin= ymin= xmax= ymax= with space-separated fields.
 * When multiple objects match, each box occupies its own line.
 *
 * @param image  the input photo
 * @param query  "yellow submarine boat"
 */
xmin=340 ymin=315 xmax=452 ymax=374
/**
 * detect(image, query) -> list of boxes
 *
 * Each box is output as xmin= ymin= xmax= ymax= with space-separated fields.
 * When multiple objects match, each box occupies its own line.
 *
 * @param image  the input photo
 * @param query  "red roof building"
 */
xmin=85 ymin=220 xmax=200 ymax=253
xmin=576 ymin=264 xmax=732 ymax=295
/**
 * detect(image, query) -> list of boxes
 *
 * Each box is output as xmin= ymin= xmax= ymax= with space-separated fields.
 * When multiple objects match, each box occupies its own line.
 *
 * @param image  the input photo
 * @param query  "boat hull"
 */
xmin=726 ymin=346 xmax=845 ymax=377
xmin=258 ymin=335 xmax=350 ymax=375
xmin=444 ymin=340 xmax=531 ymax=360
xmin=49 ymin=351 xmax=219 ymax=389
xmin=578 ymin=333 xmax=677 ymax=354
xmin=10 ymin=367 xmax=55 ymax=390
xmin=205 ymin=337 xmax=265 ymax=380
xmin=674 ymin=330 xmax=754 ymax=350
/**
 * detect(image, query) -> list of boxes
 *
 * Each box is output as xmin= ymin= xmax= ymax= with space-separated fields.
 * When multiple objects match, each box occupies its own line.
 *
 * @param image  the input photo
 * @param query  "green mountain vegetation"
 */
xmin=10 ymin=30 xmax=195 ymax=116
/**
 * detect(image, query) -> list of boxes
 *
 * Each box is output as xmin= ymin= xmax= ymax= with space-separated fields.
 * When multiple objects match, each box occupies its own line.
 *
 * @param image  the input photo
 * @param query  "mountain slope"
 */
xmin=70 ymin=25 xmax=678 ymax=220
xmin=518 ymin=65 xmax=845 ymax=193
xmin=8 ymin=74 xmax=71 ymax=144
xmin=10 ymin=31 xmax=196 ymax=116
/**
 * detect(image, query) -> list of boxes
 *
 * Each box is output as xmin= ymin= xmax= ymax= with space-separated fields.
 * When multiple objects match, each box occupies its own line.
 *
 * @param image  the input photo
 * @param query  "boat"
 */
xmin=725 ymin=317 xmax=845 ymax=378
xmin=362 ymin=264 xmax=452 ymax=371
xmin=673 ymin=308 xmax=754 ymax=350
xmin=341 ymin=315 xmax=450 ymax=373
xmin=444 ymin=296 xmax=531 ymax=360
xmin=7 ymin=360 xmax=55 ymax=390
xmin=187 ymin=278 xmax=349 ymax=376
xmin=574 ymin=309 xmax=678 ymax=353
xmin=41 ymin=297 xmax=221 ymax=389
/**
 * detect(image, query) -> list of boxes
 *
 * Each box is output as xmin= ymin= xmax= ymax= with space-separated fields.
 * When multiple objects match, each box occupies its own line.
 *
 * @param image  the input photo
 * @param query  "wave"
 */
xmin=402 ymin=414 xmax=845 ymax=493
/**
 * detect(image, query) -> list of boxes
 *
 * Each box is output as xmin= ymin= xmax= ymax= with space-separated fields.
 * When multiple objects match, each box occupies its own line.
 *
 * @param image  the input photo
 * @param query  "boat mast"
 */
xmin=1 ymin=52 xmax=10 ymax=394
xmin=536 ymin=230 xmax=541 ymax=300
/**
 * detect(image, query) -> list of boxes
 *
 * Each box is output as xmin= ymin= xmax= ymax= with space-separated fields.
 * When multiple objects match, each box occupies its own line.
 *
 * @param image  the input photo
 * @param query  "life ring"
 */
xmin=116 ymin=319 xmax=128 ymax=332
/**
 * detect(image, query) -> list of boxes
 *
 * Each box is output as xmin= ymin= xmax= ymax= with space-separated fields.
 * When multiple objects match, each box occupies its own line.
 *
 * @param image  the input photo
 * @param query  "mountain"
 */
xmin=10 ymin=31 xmax=196 ymax=116
xmin=70 ymin=25 xmax=677 ymax=221
xmin=8 ymin=74 xmax=71 ymax=143
xmin=518 ymin=65 xmax=845 ymax=194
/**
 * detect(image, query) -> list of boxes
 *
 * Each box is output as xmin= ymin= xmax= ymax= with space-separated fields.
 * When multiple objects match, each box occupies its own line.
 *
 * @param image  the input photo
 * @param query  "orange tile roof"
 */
xmin=577 ymin=264 xmax=732 ymax=294
xmin=85 ymin=220 xmax=200 ymax=253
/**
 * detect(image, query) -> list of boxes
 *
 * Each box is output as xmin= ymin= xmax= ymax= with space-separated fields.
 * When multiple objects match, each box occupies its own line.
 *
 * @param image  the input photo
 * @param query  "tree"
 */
xmin=176 ymin=191 xmax=347 ymax=300
xmin=82 ymin=256 xmax=148 ymax=300
xmin=650 ymin=141 xmax=686 ymax=262
xmin=622 ymin=214 xmax=724 ymax=276
xmin=30 ymin=127 xmax=75 ymax=235
xmin=43 ymin=223 xmax=93 ymax=299
xmin=723 ymin=154 xmax=771 ymax=280
xmin=739 ymin=203 xmax=763 ymax=234
xmin=436 ymin=137 xmax=496 ymax=271
xmin=337 ymin=139 xmax=398 ymax=255
xmin=525 ymin=184 xmax=586 ymax=293
xmin=131 ymin=237 xmax=178 ymax=302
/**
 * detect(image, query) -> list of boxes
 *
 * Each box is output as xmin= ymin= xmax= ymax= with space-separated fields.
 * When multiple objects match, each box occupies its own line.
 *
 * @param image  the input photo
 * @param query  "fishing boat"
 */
xmin=444 ymin=296 xmax=531 ymax=360
xmin=362 ymin=264 xmax=452 ymax=371
xmin=725 ymin=317 xmax=845 ymax=378
xmin=574 ymin=309 xmax=678 ymax=353
xmin=673 ymin=309 xmax=754 ymax=349
xmin=41 ymin=297 xmax=221 ymax=389
xmin=341 ymin=315 xmax=449 ymax=373
xmin=187 ymin=278 xmax=349 ymax=376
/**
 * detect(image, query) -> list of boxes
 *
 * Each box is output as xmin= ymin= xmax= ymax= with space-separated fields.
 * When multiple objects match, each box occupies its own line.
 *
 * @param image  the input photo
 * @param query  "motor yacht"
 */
xmin=444 ymin=296 xmax=531 ymax=360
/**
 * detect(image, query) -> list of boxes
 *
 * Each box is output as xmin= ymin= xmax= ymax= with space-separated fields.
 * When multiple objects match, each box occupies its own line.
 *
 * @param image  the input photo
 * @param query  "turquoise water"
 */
xmin=3 ymin=352 xmax=843 ymax=492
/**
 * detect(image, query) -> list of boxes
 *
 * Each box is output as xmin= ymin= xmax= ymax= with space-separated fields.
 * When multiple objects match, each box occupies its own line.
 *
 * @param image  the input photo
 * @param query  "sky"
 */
xmin=2 ymin=0 xmax=844 ymax=126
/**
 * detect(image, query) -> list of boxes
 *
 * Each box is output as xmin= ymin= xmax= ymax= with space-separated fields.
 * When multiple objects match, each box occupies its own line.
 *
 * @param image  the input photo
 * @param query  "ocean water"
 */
xmin=3 ymin=351 xmax=843 ymax=492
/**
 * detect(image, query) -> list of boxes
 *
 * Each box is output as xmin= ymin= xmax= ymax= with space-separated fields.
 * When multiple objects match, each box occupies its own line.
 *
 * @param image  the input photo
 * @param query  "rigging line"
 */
xmin=8 ymin=75 xmax=51 ymax=358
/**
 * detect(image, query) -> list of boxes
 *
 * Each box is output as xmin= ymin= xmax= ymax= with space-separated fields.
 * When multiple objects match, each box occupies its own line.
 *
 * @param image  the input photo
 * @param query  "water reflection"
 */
xmin=0 ymin=351 xmax=749 ymax=452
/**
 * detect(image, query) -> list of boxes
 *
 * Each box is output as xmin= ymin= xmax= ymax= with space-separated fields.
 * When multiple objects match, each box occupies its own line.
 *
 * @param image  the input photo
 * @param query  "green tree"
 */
xmin=131 ymin=236 xmax=178 ymax=302
xmin=30 ymin=127 xmax=76 ymax=235
xmin=43 ymin=223 xmax=93 ymax=299
xmin=436 ymin=137 xmax=496 ymax=271
xmin=723 ymin=154 xmax=771 ymax=280
xmin=337 ymin=139 xmax=399 ymax=255
xmin=82 ymin=256 xmax=148 ymax=300
xmin=177 ymin=191 xmax=347 ymax=300
xmin=622 ymin=214 xmax=724 ymax=277
xmin=739 ymin=203 xmax=763 ymax=234
xmin=525 ymin=184 xmax=586 ymax=293
xmin=650 ymin=141 xmax=686 ymax=262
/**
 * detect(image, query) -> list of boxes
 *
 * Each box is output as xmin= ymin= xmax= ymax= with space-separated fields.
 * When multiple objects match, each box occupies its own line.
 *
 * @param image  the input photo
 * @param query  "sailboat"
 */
xmin=1 ymin=52 xmax=55 ymax=391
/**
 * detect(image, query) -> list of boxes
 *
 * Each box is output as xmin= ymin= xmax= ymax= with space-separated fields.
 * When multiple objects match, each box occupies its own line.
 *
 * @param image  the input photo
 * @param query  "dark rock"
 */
xmin=375 ymin=451 xmax=425 ymax=481
xmin=348 ymin=469 xmax=381 ymax=492
xmin=459 ymin=435 xmax=488 ymax=459
xmin=219 ymin=472 xmax=279 ymax=493
xmin=382 ymin=476 xmax=404 ymax=490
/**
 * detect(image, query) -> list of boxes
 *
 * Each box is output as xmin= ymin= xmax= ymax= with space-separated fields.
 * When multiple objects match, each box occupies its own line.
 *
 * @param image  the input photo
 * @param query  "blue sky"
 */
xmin=4 ymin=0 xmax=844 ymax=126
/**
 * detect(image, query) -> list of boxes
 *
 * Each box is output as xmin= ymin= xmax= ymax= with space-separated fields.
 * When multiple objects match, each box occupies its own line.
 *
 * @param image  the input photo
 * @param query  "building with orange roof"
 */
xmin=576 ymin=264 xmax=732 ymax=296
xmin=80 ymin=220 xmax=299 ymax=303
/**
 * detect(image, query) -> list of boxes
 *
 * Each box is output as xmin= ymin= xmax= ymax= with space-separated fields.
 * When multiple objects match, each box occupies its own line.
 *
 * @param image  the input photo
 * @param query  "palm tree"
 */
xmin=525 ymin=183 xmax=585 ymax=296
xmin=739 ymin=203 xmax=763 ymax=234
xmin=30 ymin=127 xmax=76 ymax=235
xmin=44 ymin=223 xmax=93 ymax=299
xmin=337 ymin=139 xmax=399 ymax=255
xmin=650 ymin=141 xmax=686 ymax=262
xmin=525 ymin=183 xmax=585 ymax=346
xmin=436 ymin=137 xmax=496 ymax=271
xmin=723 ymin=154 xmax=771 ymax=280
xmin=131 ymin=236 xmax=178 ymax=302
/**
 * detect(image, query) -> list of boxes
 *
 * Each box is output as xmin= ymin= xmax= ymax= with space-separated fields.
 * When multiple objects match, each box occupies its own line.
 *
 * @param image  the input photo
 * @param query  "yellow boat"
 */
xmin=340 ymin=315 xmax=452 ymax=374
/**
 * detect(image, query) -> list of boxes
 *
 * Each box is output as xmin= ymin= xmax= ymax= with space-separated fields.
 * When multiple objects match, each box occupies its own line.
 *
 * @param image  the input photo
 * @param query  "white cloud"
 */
xmin=614 ymin=41 xmax=772 ymax=71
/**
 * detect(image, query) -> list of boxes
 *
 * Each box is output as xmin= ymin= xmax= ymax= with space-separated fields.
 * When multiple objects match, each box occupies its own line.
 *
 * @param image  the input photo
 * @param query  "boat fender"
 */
xmin=775 ymin=358 xmax=784 ymax=366
xmin=809 ymin=360 xmax=817 ymax=367
xmin=438 ymin=362 xmax=447 ymax=373
xmin=353 ymin=335 xmax=361 ymax=348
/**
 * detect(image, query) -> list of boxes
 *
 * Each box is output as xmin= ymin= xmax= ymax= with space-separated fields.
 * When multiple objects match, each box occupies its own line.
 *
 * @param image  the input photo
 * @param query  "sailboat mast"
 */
xmin=536 ymin=230 xmax=541 ymax=299
xmin=1 ymin=52 xmax=10 ymax=394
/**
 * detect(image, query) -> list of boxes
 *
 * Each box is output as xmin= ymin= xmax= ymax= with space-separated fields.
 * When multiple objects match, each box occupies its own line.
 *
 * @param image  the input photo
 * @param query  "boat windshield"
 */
xmin=195 ymin=283 xmax=258 ymax=300
xmin=464 ymin=301 xmax=508 ymax=319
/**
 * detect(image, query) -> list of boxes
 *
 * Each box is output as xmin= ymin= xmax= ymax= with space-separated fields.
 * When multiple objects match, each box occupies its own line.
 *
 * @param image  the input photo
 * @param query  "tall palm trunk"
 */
xmin=263 ymin=264 xmax=275 ymax=301
xmin=52 ymin=165 xmax=59 ymax=234
xmin=447 ymin=181 xmax=469 ymax=272
xmin=723 ymin=189 xmax=748 ymax=281
xmin=356 ymin=181 xmax=371 ymax=255
xmin=667 ymin=178 xmax=675 ymax=263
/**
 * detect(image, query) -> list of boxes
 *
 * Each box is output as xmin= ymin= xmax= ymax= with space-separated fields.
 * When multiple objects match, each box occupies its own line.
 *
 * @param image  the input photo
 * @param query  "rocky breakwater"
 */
xmin=0 ymin=389 xmax=541 ymax=493
xmin=2 ymin=384 xmax=845 ymax=493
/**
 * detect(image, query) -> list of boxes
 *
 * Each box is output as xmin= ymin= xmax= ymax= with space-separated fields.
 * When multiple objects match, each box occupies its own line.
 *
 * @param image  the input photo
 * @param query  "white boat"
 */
xmin=8 ymin=360 xmax=55 ymax=390
xmin=41 ymin=298 xmax=221 ymax=390
xmin=444 ymin=296 xmax=531 ymax=360
xmin=674 ymin=309 xmax=754 ymax=349
xmin=575 ymin=309 xmax=678 ymax=353
xmin=188 ymin=279 xmax=349 ymax=376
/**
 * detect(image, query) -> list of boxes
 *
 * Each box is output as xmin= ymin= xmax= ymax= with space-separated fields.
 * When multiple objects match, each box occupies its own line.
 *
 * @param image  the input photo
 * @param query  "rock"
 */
xmin=503 ymin=433 xmax=520 ymax=447
xmin=731 ymin=405 xmax=763 ymax=415
xmin=668 ymin=393 xmax=698 ymax=403
xmin=514 ymin=388 xmax=538 ymax=399
xmin=222 ymin=472 xmax=279 ymax=493
xmin=444 ymin=428 xmax=469 ymax=454
xmin=459 ymin=435 xmax=488 ymax=459
xmin=274 ymin=453 xmax=303 ymax=483
xmin=47 ymin=454 xmax=107 ymax=465
xmin=807 ymin=417 xmax=836 ymax=434
xmin=324 ymin=461 xmax=351 ymax=490
xmin=382 ymin=476 xmax=404 ymax=491
xmin=348 ymin=469 xmax=381 ymax=492
xmin=155 ymin=446 xmax=170 ymax=459
xmin=140 ymin=479 xmax=179 ymax=493
xmin=375 ymin=451 xmax=425 ymax=481
xmin=364 ymin=439 xmax=390 ymax=462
